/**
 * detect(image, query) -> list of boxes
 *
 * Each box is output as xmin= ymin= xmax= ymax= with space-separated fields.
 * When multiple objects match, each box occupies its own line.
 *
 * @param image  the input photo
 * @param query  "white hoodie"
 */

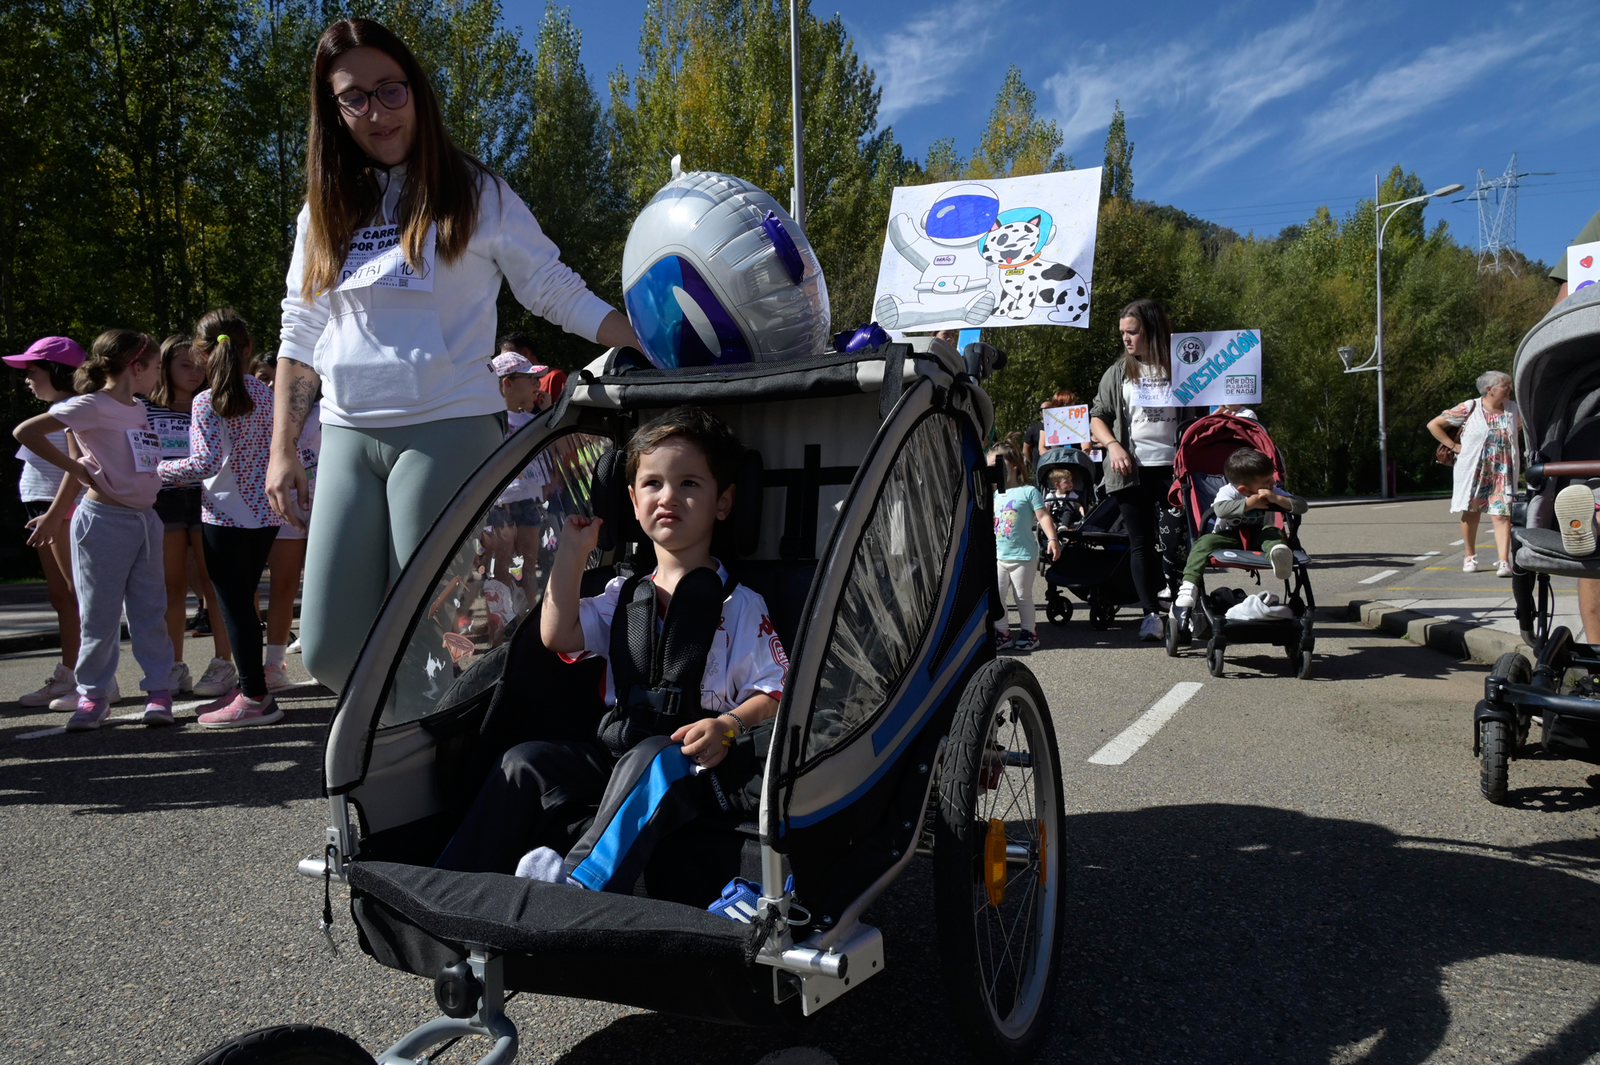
xmin=278 ymin=165 xmax=615 ymax=429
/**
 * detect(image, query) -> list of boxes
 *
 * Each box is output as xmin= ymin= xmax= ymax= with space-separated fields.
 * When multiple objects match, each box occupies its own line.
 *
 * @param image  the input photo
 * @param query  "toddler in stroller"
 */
xmin=1166 ymin=414 xmax=1316 ymax=678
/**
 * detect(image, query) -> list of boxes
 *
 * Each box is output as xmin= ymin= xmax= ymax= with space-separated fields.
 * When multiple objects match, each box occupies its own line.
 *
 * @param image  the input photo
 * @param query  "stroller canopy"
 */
xmin=1515 ymin=282 xmax=1600 ymax=465
xmin=1167 ymin=412 xmax=1285 ymax=509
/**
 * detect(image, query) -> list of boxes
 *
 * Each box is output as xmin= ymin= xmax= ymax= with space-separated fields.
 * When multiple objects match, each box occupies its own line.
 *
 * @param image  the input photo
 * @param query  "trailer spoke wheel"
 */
xmin=936 ymin=658 xmax=1065 ymax=1063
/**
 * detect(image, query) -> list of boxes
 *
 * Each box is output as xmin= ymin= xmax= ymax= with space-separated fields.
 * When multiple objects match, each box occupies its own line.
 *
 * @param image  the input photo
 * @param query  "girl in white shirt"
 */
xmin=266 ymin=18 xmax=638 ymax=693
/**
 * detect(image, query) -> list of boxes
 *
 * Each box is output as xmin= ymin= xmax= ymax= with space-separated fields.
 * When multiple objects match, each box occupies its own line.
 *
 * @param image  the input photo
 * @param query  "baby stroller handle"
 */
xmin=1528 ymin=460 xmax=1600 ymax=482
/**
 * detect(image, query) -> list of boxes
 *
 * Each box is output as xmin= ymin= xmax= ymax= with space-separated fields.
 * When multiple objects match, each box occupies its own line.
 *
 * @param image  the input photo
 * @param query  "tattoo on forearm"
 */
xmin=284 ymin=374 xmax=315 ymax=445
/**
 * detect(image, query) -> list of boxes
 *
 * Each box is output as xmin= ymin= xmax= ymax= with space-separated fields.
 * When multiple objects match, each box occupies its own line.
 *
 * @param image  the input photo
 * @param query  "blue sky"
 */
xmin=500 ymin=0 xmax=1600 ymax=267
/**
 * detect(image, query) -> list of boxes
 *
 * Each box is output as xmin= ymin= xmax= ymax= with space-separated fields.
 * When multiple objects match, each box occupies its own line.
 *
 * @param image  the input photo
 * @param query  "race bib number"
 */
xmin=126 ymin=429 xmax=162 ymax=473
xmin=146 ymin=413 xmax=189 ymax=458
xmin=1132 ymin=379 xmax=1175 ymax=408
xmin=337 ymin=223 xmax=436 ymax=292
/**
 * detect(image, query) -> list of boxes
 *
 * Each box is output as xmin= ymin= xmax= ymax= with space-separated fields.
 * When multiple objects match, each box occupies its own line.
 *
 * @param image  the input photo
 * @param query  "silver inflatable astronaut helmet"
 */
xmin=621 ymin=159 xmax=830 ymax=370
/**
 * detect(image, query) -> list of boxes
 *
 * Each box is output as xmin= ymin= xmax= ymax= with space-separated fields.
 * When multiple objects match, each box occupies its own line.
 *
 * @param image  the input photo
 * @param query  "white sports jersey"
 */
xmin=574 ymin=560 xmax=787 ymax=713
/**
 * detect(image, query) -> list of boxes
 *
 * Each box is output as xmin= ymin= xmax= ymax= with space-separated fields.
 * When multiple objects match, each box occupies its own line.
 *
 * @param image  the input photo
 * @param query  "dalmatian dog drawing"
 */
xmin=980 ymin=215 xmax=1091 ymax=323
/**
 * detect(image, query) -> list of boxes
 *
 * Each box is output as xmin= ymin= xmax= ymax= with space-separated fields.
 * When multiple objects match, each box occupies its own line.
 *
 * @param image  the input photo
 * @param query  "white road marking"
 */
xmin=1450 ymin=539 xmax=1464 ymax=546
xmin=1088 ymin=682 xmax=1204 ymax=766
xmin=1411 ymin=551 xmax=1440 ymax=561
xmin=1359 ymin=569 xmax=1400 ymax=584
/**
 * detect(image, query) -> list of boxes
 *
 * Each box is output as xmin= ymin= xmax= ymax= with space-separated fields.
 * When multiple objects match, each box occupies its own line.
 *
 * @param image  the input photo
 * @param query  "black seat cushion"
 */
xmin=347 ymin=860 xmax=784 ymax=1025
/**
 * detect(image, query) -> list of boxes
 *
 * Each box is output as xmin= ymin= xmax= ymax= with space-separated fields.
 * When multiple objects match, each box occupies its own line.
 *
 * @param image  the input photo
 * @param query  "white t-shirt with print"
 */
xmin=574 ymin=560 xmax=787 ymax=714
xmin=1123 ymin=377 xmax=1179 ymax=467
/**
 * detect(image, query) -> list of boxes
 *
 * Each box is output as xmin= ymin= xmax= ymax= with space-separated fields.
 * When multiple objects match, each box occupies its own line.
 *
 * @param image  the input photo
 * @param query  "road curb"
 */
xmin=1306 ymin=494 xmax=1446 ymax=509
xmin=0 ymin=631 xmax=62 ymax=656
xmin=1347 ymin=599 xmax=1530 ymax=665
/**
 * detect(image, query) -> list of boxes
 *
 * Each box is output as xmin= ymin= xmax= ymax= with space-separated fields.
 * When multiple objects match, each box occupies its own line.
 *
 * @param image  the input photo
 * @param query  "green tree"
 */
xmin=967 ymin=65 xmax=1066 ymax=179
xmin=1101 ymin=100 xmax=1133 ymax=202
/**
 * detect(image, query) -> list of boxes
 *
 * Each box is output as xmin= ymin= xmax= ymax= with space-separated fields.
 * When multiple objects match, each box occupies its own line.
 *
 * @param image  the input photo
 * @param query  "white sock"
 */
xmin=515 ymin=846 xmax=568 ymax=882
xmin=265 ymin=644 xmax=287 ymax=667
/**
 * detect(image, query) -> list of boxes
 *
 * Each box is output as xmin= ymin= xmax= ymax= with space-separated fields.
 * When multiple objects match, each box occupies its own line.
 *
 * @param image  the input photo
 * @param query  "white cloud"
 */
xmin=860 ymin=2 xmax=1001 ymax=124
xmin=1297 ymin=27 xmax=1556 ymax=155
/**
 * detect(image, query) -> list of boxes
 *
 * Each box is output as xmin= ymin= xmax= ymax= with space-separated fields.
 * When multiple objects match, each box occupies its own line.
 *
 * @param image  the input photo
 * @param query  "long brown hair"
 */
xmin=76 ymin=330 xmax=152 ymax=394
xmin=1119 ymin=298 xmax=1172 ymax=382
xmin=149 ymin=334 xmax=192 ymax=408
xmin=193 ymin=309 xmax=255 ymax=419
xmin=300 ymin=18 xmax=487 ymax=301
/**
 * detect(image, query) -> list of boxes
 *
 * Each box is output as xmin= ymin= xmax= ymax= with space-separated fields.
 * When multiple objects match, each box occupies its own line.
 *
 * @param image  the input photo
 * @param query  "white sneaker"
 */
xmin=19 ymin=663 xmax=74 ymax=707
xmin=1174 ymin=582 xmax=1197 ymax=610
xmin=193 ymin=657 xmax=238 ymax=698
xmin=167 ymin=661 xmax=194 ymax=694
xmin=1139 ymin=613 xmax=1164 ymax=642
xmin=52 ymin=677 xmax=117 ymax=711
xmin=1462 ymin=555 xmax=1479 ymax=573
xmin=1269 ymin=543 xmax=1294 ymax=582
xmin=264 ymin=661 xmax=292 ymax=692
xmin=1496 ymin=560 xmax=1513 ymax=578
xmin=1556 ymin=483 xmax=1599 ymax=557
xmin=287 ymin=636 xmax=302 ymax=654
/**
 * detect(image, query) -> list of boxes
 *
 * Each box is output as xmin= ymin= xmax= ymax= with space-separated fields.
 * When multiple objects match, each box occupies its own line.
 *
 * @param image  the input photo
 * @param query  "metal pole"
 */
xmin=1374 ymin=175 xmax=1389 ymax=499
xmin=788 ymin=0 xmax=806 ymax=229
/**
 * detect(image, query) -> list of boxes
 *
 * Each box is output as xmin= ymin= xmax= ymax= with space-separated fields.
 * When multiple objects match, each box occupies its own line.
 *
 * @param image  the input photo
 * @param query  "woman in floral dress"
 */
xmin=1427 ymin=370 xmax=1520 ymax=576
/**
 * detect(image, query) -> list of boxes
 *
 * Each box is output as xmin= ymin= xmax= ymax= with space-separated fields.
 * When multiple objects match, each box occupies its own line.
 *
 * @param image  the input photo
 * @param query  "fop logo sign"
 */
xmin=1176 ymin=335 xmax=1206 ymax=365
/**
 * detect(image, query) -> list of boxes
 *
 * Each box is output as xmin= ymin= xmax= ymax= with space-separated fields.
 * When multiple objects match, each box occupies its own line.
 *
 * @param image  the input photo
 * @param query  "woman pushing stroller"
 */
xmin=436 ymin=407 xmax=786 ymax=891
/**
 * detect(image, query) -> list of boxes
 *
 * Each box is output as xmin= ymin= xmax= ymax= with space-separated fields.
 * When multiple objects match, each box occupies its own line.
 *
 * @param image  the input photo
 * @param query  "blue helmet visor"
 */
xmin=624 ymin=255 xmax=752 ymax=369
xmin=926 ymin=194 xmax=999 ymax=240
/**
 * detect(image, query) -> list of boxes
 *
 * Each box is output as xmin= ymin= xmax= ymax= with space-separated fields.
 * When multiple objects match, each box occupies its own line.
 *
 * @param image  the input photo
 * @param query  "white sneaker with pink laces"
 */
xmin=264 ymin=661 xmax=292 ymax=692
xmin=198 ymin=691 xmax=283 ymax=729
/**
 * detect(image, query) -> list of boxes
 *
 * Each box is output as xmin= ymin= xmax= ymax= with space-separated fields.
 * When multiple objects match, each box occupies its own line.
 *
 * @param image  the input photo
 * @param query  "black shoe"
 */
xmin=188 ymin=608 xmax=211 ymax=636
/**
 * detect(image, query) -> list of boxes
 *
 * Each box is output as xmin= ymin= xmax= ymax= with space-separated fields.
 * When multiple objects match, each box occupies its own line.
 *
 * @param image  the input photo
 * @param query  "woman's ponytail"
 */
xmin=75 ymin=329 xmax=152 ymax=394
xmin=193 ymin=308 xmax=255 ymax=419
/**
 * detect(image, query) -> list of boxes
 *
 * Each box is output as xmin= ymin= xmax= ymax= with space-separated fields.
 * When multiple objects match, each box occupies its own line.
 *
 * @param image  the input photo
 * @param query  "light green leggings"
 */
xmin=300 ymin=414 xmax=503 ymax=692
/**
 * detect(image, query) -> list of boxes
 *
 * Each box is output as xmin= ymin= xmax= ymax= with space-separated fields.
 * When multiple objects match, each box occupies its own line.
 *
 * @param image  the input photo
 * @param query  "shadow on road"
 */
xmin=542 ymin=804 xmax=1600 ymax=1065
xmin=0 ymin=695 xmax=332 ymax=813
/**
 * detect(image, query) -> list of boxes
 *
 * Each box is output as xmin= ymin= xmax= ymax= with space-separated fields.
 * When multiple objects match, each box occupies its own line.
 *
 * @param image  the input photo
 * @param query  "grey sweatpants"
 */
xmin=70 ymin=499 xmax=173 ymax=699
xmin=299 ymin=414 xmax=503 ymax=692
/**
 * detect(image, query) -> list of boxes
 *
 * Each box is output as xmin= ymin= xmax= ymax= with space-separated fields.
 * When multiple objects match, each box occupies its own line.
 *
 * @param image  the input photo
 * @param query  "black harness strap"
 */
xmin=599 ymin=567 xmax=738 ymax=759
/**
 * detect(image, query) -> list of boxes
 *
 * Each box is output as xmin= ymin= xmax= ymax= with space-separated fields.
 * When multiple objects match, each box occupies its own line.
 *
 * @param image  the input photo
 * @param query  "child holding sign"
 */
xmin=13 ymin=330 xmax=176 ymax=729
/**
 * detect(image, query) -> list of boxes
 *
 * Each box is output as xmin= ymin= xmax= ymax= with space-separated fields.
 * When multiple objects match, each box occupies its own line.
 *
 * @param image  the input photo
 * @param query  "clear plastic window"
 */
xmin=378 ymin=431 xmax=612 ymax=728
xmin=807 ymin=415 xmax=962 ymax=759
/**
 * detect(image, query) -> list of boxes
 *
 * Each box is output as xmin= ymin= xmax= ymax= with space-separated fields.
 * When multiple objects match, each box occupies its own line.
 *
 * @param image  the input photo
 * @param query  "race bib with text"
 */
xmin=337 ymin=223 xmax=436 ymax=292
xmin=126 ymin=429 xmax=162 ymax=473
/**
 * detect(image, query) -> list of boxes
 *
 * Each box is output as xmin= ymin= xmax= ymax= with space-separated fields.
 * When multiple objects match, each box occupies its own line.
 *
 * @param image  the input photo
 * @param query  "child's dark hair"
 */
xmin=987 ymin=442 xmax=1024 ymax=488
xmin=34 ymin=356 xmax=78 ymax=396
xmin=76 ymin=329 xmax=153 ymax=393
xmin=1224 ymin=447 xmax=1274 ymax=485
xmin=252 ymin=351 xmax=278 ymax=375
xmin=149 ymin=334 xmax=192 ymax=408
xmin=499 ymin=330 xmax=535 ymax=353
xmin=625 ymin=406 xmax=742 ymax=493
xmin=193 ymin=308 xmax=254 ymax=418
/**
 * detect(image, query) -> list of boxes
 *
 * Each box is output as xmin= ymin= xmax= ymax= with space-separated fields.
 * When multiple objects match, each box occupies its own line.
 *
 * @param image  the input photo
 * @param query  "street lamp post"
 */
xmin=1339 ymin=179 xmax=1464 ymax=498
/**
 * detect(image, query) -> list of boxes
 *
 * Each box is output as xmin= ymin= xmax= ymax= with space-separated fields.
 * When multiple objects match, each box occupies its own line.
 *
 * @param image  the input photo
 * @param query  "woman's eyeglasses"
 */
xmin=333 ymin=80 xmax=410 ymax=118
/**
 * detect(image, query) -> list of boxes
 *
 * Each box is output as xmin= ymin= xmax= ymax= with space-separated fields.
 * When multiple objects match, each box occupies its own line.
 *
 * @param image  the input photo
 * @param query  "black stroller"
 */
xmin=193 ymin=338 xmax=1069 ymax=1063
xmin=1475 ymin=283 xmax=1600 ymax=802
xmin=1034 ymin=446 xmax=1101 ymax=625
xmin=1163 ymin=413 xmax=1316 ymax=679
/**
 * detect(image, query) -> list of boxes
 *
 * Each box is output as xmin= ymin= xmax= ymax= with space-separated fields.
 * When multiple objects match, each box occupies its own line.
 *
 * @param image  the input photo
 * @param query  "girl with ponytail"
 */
xmin=159 ymin=310 xmax=286 ymax=727
xmin=13 ymin=330 xmax=176 ymax=729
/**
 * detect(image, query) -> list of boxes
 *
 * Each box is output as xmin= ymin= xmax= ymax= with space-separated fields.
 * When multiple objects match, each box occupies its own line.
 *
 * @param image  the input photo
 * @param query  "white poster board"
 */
xmin=1041 ymin=404 xmax=1089 ymax=447
xmin=1139 ymin=329 xmax=1263 ymax=407
xmin=872 ymin=169 xmax=1101 ymax=332
xmin=1568 ymin=240 xmax=1600 ymax=295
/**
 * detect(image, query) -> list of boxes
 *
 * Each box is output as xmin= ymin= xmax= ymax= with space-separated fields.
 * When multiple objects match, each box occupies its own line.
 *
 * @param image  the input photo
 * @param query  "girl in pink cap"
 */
xmin=8 ymin=337 xmax=86 ymax=708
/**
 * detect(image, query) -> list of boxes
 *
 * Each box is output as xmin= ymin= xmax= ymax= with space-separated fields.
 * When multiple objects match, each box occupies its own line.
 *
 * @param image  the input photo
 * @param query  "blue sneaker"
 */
xmin=708 ymin=875 xmax=795 ymax=923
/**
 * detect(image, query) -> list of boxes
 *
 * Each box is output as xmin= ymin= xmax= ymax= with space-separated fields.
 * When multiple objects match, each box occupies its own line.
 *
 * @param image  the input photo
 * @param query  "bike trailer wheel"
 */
xmin=934 ymin=658 xmax=1066 ymax=1063
xmin=187 ymin=1025 xmax=374 ymax=1065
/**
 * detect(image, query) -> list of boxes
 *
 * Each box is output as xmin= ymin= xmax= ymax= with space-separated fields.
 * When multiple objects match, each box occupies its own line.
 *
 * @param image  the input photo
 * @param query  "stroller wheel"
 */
xmin=1164 ymin=613 xmax=1181 ymax=657
xmin=1046 ymin=592 xmax=1073 ymax=627
xmin=936 ymin=658 xmax=1066 ymax=1062
xmin=1206 ymin=640 xmax=1225 ymax=678
xmin=186 ymin=1024 xmax=374 ymax=1065
xmin=1089 ymin=602 xmax=1116 ymax=630
xmin=1288 ymin=644 xmax=1313 ymax=680
xmin=1480 ymin=651 xmax=1532 ymax=803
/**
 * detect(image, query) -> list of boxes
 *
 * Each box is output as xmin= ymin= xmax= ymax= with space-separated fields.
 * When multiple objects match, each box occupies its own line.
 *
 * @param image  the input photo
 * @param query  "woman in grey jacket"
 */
xmin=1088 ymin=299 xmax=1198 ymax=641
xmin=267 ymin=19 xmax=637 ymax=691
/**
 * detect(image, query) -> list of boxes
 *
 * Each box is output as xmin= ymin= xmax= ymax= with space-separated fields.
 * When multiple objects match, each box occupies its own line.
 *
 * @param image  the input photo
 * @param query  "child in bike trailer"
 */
xmin=436 ymin=406 xmax=786 ymax=891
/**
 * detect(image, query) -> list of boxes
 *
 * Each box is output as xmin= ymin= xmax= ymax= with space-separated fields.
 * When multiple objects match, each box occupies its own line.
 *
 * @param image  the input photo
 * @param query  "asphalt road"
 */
xmin=3 ymin=499 xmax=1599 ymax=1064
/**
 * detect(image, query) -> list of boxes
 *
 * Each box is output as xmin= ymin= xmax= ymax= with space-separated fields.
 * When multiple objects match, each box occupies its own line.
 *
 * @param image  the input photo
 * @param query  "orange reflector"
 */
xmin=1038 ymin=819 xmax=1048 ymax=887
xmin=984 ymin=818 xmax=1007 ymax=906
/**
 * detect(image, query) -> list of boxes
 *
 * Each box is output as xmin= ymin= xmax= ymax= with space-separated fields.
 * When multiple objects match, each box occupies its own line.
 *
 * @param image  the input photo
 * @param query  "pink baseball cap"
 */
xmin=5 ymin=336 xmax=86 ymax=370
xmin=491 ymin=352 xmax=548 ymax=378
